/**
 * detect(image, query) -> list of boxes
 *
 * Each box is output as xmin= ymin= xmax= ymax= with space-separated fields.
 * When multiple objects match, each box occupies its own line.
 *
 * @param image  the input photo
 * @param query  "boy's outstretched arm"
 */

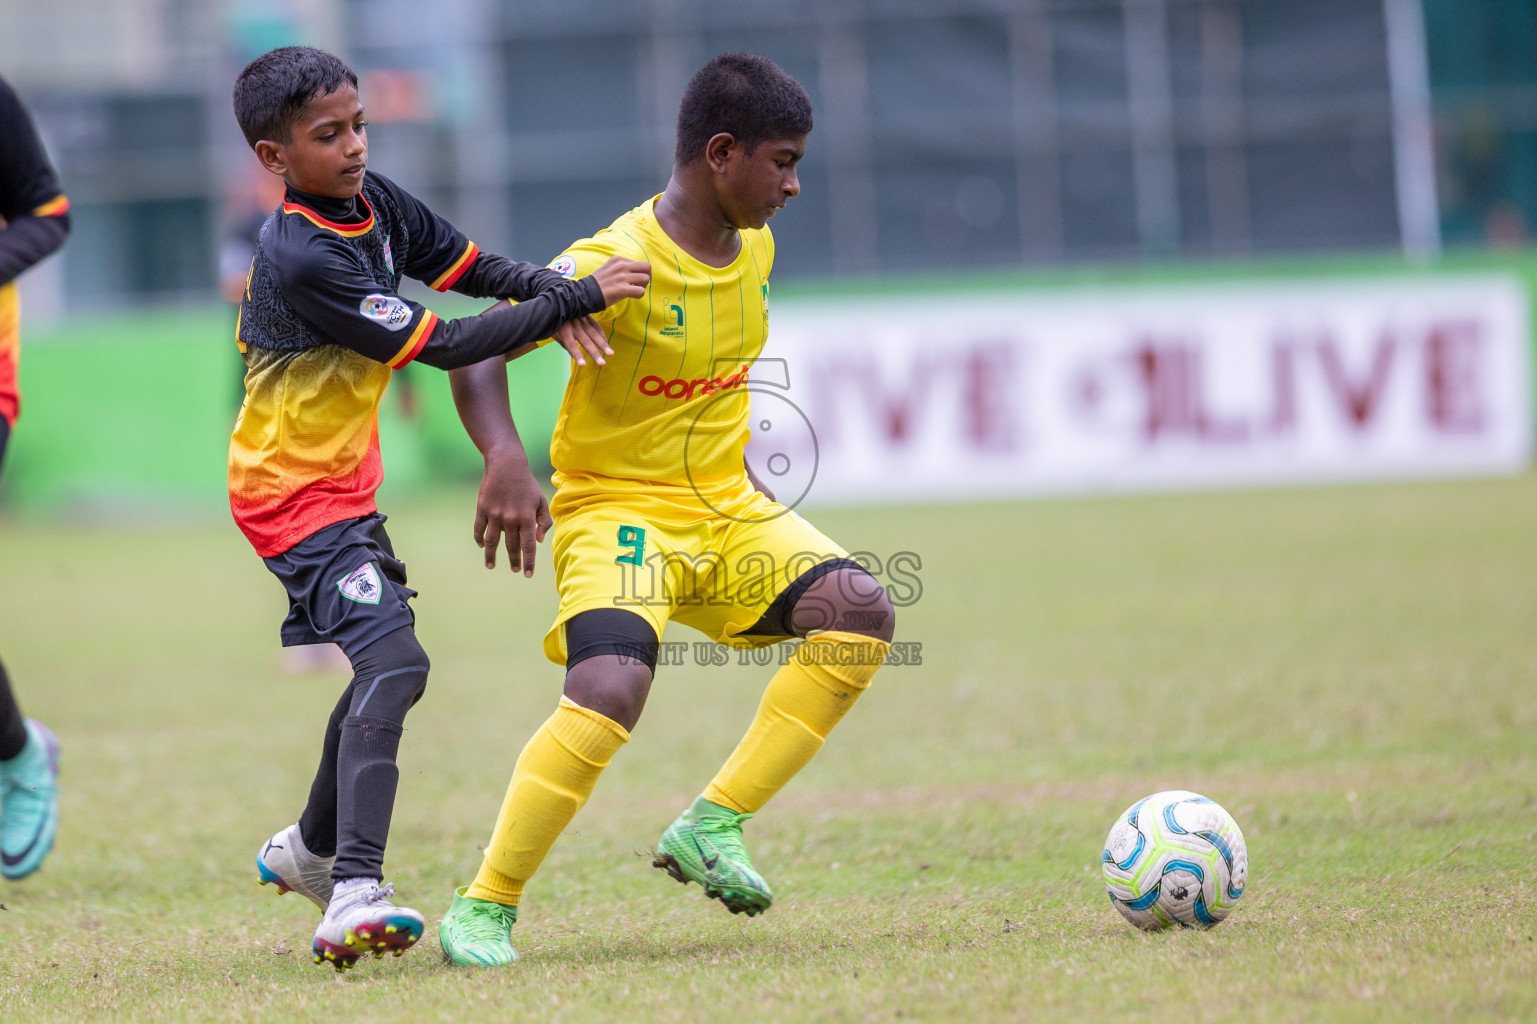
xmin=450 ymin=355 xmax=548 ymax=576
xmin=275 ymin=235 xmax=647 ymax=372
xmin=411 ymin=275 xmax=601 ymax=370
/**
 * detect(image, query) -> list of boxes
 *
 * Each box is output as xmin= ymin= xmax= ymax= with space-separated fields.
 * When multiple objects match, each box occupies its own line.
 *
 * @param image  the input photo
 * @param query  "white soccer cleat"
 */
xmin=257 ymin=823 xmax=335 ymax=912
xmin=310 ymin=880 xmax=424 ymax=971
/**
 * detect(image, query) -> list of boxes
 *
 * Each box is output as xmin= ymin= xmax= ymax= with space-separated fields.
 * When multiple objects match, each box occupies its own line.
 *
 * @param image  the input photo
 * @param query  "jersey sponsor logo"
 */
xmin=637 ymin=364 xmax=750 ymax=401
xmin=337 ymin=562 xmax=383 ymax=604
xmin=382 ymin=235 xmax=395 ymax=273
xmin=660 ymin=300 xmax=684 ymax=338
xmin=360 ymin=293 xmax=412 ymax=331
xmin=550 ymin=255 xmax=577 ymax=279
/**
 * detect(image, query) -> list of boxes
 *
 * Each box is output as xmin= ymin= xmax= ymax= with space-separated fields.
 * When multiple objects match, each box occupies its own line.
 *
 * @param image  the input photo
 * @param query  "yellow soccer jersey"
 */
xmin=544 ymin=195 xmax=773 ymax=517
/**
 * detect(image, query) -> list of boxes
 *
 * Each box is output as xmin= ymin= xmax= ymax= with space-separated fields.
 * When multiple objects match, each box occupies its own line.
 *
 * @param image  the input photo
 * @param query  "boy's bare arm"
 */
xmin=745 ymin=457 xmax=776 ymax=502
xmin=444 ymin=256 xmax=650 ymax=573
xmin=449 ymin=357 xmax=549 ymax=576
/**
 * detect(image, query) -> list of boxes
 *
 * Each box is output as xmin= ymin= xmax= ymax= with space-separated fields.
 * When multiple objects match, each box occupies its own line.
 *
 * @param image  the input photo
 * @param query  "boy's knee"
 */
xmin=843 ymin=580 xmax=895 ymax=642
xmin=348 ymin=627 xmax=430 ymax=721
xmin=564 ymin=655 xmax=653 ymax=732
xmin=792 ymin=567 xmax=896 ymax=642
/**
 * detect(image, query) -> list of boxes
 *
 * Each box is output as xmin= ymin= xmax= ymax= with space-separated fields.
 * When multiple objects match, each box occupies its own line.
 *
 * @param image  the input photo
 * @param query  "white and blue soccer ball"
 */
xmin=1102 ymin=790 xmax=1247 ymax=930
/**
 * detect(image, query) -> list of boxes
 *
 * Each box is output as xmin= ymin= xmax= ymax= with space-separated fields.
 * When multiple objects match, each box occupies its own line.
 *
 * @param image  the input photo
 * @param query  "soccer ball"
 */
xmin=1101 ymin=790 xmax=1247 ymax=930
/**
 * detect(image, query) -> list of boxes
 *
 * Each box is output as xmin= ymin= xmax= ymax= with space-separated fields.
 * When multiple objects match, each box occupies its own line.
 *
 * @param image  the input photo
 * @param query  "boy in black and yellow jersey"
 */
xmin=229 ymin=46 xmax=648 ymax=970
xmin=0 ymin=73 xmax=69 ymax=883
xmin=440 ymin=53 xmax=895 ymax=966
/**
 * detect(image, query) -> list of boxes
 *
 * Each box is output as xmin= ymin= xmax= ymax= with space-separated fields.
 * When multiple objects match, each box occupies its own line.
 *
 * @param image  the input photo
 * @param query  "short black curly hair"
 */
xmin=674 ymin=53 xmax=813 ymax=165
xmin=232 ymin=46 xmax=358 ymax=149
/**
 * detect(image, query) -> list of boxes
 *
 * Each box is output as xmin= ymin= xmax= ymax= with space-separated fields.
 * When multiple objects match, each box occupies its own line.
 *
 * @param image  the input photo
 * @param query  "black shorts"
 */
xmin=262 ymin=512 xmax=417 ymax=659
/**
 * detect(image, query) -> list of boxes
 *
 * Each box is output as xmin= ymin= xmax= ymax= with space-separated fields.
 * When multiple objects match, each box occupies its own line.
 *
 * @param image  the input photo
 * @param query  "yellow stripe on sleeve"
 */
xmin=31 ymin=195 xmax=69 ymax=218
xmin=429 ymin=241 xmax=479 ymax=291
xmin=388 ymin=311 xmax=438 ymax=368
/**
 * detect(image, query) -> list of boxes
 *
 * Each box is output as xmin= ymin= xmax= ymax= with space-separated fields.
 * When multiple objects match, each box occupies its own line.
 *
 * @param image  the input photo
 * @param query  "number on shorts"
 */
xmin=616 ymin=525 xmax=646 ymax=566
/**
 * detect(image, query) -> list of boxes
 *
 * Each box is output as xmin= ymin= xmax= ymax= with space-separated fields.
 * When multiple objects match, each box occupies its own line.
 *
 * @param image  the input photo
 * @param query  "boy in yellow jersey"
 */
xmin=439 ymin=53 xmax=896 ymax=967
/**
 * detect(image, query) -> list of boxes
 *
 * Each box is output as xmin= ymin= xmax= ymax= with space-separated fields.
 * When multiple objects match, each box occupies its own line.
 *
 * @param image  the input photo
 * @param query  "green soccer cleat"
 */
xmin=439 ymin=886 xmax=520 ymax=967
xmin=652 ymin=796 xmax=773 ymax=917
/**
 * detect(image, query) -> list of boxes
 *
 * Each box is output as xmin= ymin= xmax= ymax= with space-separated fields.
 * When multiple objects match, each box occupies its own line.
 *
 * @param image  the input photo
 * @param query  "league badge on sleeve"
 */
xmin=550 ymin=255 xmax=577 ymax=279
xmin=359 ymin=293 xmax=412 ymax=331
xmin=337 ymin=562 xmax=383 ymax=604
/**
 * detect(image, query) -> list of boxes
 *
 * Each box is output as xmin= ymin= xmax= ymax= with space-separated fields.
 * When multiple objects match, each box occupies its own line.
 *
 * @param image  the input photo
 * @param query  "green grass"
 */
xmin=1 ymin=478 xmax=1535 ymax=1021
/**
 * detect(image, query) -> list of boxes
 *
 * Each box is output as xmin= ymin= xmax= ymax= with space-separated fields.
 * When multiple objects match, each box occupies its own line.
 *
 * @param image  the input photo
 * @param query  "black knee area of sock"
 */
xmin=333 ymin=715 xmax=405 ymax=880
xmin=346 ymin=626 xmax=430 ymax=726
xmin=297 ymin=682 xmax=354 ymax=857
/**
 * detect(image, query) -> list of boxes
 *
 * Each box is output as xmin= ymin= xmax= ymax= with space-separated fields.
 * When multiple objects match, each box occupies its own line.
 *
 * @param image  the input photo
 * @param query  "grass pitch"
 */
xmin=0 ymin=477 xmax=1534 ymax=1022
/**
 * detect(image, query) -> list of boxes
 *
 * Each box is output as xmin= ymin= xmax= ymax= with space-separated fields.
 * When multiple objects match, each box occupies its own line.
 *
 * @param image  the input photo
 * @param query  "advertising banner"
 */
xmin=747 ymin=275 xmax=1533 ymax=505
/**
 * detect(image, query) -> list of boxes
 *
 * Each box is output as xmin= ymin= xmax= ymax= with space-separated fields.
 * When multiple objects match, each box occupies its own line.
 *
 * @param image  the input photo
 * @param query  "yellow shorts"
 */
xmin=543 ymin=485 xmax=848 ymax=665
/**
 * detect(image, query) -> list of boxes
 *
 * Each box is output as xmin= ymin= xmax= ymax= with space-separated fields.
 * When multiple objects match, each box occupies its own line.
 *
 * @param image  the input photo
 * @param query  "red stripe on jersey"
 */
xmin=429 ymin=241 xmax=479 ymax=292
xmin=31 ymin=195 xmax=69 ymax=218
xmin=389 ymin=311 xmax=438 ymax=368
xmin=282 ymin=195 xmax=376 ymax=237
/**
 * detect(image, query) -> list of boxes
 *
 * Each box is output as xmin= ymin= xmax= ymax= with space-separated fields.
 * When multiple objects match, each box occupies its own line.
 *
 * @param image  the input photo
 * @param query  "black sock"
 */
xmin=296 ymin=683 xmax=353 ymax=858
xmin=302 ymin=626 xmax=429 ymax=880
xmin=0 ymin=657 xmax=28 ymax=762
xmin=332 ymin=715 xmax=405 ymax=880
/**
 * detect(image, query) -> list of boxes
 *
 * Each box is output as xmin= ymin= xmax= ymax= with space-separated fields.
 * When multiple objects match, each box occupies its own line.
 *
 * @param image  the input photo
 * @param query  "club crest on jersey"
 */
xmin=550 ymin=255 xmax=577 ymax=279
xmin=660 ymin=300 xmax=685 ymax=338
xmin=337 ymin=562 xmax=383 ymax=604
xmin=360 ymin=293 xmax=411 ymax=331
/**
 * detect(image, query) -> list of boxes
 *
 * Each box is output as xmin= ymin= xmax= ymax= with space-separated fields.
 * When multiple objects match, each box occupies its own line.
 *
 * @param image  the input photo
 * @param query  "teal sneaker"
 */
xmin=653 ymin=796 xmax=773 ymax=916
xmin=1 ymin=720 xmax=60 ymax=881
xmin=440 ymin=886 xmax=520 ymax=967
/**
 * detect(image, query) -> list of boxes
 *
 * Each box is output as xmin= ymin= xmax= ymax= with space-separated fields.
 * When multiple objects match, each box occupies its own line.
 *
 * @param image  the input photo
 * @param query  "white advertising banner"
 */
xmin=744 ymin=275 xmax=1533 ymax=506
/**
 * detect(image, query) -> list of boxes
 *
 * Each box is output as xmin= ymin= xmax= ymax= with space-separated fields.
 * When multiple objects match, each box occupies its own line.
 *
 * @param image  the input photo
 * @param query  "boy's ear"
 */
xmin=253 ymin=139 xmax=288 ymax=177
xmin=704 ymin=132 xmax=737 ymax=175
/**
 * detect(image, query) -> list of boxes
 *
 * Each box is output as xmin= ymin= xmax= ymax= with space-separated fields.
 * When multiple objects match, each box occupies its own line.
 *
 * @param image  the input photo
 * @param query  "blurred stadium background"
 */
xmin=0 ymin=0 xmax=1532 ymax=510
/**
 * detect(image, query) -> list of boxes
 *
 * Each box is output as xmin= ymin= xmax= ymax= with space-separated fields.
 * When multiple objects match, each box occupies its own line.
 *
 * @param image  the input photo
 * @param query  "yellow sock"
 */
xmin=466 ymin=696 xmax=628 ymax=906
xmin=705 ymin=631 xmax=889 ymax=814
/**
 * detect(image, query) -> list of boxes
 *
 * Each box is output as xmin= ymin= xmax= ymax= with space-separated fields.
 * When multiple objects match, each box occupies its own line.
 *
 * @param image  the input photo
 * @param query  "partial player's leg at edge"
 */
xmin=0 ymin=655 xmax=61 ymax=881
xmin=0 ymin=408 xmax=63 ymax=883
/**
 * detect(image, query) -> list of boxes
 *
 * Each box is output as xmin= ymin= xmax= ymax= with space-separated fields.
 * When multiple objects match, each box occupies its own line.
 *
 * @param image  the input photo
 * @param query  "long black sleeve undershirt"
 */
xmin=0 ymin=214 xmax=67 ymax=289
xmin=412 ymin=274 xmax=604 ymax=371
xmin=272 ymin=181 xmax=606 ymax=369
xmin=451 ymin=252 xmax=566 ymax=303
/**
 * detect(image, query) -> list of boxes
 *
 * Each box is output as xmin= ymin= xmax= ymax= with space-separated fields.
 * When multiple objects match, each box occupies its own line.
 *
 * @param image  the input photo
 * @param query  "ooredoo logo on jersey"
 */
xmin=638 ymin=364 xmax=751 ymax=401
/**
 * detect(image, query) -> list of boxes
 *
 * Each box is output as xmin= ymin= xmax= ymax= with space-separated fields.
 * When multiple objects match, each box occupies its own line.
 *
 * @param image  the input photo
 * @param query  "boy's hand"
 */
xmin=475 ymin=447 xmax=553 ymax=576
xmin=590 ymin=256 xmax=650 ymax=307
xmin=553 ymin=316 xmax=613 ymax=367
